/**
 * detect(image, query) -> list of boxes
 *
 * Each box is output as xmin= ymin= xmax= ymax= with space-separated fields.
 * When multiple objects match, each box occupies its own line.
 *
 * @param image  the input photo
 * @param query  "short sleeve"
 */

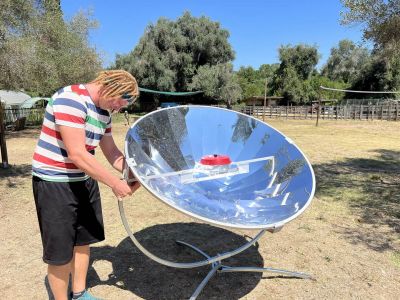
xmin=104 ymin=118 xmax=112 ymax=136
xmin=52 ymin=92 xmax=88 ymax=129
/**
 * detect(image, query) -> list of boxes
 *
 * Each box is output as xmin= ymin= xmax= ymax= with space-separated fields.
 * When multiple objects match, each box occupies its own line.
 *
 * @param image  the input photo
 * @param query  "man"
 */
xmin=32 ymin=70 xmax=140 ymax=300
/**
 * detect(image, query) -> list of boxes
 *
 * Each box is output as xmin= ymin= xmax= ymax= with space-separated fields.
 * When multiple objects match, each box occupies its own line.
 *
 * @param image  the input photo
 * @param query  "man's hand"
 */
xmin=112 ymin=179 xmax=134 ymax=199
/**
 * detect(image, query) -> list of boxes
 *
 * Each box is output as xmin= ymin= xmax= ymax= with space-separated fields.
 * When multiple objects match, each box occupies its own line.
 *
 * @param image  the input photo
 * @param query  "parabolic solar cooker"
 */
xmin=120 ymin=105 xmax=315 ymax=299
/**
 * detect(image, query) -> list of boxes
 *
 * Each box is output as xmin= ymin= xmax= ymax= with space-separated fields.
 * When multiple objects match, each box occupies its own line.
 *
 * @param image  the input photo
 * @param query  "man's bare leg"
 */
xmin=71 ymin=245 xmax=90 ymax=294
xmin=48 ymin=263 xmax=72 ymax=300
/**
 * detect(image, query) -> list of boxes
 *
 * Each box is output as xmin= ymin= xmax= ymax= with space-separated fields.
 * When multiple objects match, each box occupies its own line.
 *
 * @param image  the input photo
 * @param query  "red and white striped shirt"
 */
xmin=32 ymin=84 xmax=112 ymax=182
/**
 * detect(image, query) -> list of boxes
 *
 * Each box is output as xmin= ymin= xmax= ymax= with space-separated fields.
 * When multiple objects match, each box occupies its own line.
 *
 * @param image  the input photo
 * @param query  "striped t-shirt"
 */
xmin=32 ymin=84 xmax=112 ymax=182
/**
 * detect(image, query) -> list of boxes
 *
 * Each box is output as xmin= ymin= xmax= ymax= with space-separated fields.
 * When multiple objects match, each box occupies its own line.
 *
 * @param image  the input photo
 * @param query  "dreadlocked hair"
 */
xmin=91 ymin=70 xmax=139 ymax=100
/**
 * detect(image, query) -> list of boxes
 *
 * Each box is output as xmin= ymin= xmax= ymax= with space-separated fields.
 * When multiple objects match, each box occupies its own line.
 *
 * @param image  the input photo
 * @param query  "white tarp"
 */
xmin=0 ymin=90 xmax=31 ymax=108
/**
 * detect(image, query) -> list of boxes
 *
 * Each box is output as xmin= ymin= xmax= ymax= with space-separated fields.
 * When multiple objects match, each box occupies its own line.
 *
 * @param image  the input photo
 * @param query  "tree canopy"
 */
xmin=0 ymin=1 xmax=397 ymax=104
xmin=341 ymin=0 xmax=400 ymax=95
xmin=236 ymin=64 xmax=278 ymax=100
xmin=0 ymin=0 xmax=102 ymax=96
xmin=114 ymin=12 xmax=241 ymax=107
xmin=321 ymin=39 xmax=370 ymax=84
xmin=341 ymin=0 xmax=400 ymax=52
xmin=272 ymin=44 xmax=320 ymax=103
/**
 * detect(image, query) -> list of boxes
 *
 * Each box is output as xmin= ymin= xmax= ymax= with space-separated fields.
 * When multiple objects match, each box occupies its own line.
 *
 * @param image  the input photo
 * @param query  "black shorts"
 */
xmin=32 ymin=176 xmax=105 ymax=265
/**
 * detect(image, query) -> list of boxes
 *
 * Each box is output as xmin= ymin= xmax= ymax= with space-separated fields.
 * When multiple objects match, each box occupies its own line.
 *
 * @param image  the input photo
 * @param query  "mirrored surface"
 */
xmin=125 ymin=106 xmax=315 ymax=229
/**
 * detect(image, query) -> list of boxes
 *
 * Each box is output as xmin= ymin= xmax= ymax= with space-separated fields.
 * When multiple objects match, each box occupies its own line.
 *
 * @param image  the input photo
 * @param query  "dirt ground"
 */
xmin=1 ymin=118 xmax=399 ymax=300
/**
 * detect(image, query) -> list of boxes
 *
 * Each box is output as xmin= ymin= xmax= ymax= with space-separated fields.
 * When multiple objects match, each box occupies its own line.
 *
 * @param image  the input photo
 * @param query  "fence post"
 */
xmin=0 ymin=102 xmax=9 ymax=168
xmin=337 ymin=105 xmax=340 ymax=120
xmin=311 ymin=105 xmax=313 ymax=119
xmin=316 ymin=99 xmax=321 ymax=126
xmin=371 ymin=105 xmax=374 ymax=121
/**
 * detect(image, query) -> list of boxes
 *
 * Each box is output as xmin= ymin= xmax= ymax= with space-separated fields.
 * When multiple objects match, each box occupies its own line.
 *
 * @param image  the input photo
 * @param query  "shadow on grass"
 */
xmin=0 ymin=163 xmax=32 ymax=188
xmin=314 ymin=149 xmax=400 ymax=251
xmin=4 ymin=127 xmax=41 ymax=140
xmin=87 ymin=223 xmax=266 ymax=300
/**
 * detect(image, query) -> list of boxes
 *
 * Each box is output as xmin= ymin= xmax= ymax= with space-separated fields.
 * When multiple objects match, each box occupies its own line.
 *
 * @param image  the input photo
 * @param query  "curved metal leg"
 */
xmin=190 ymin=265 xmax=220 ymax=300
xmin=118 ymin=200 xmax=267 ymax=268
xmin=219 ymin=266 xmax=314 ymax=280
xmin=118 ymin=198 xmax=315 ymax=300
xmin=176 ymin=240 xmax=212 ymax=259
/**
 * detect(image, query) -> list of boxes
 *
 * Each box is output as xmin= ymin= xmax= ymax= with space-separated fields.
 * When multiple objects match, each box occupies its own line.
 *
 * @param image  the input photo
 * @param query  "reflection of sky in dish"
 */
xmin=126 ymin=106 xmax=314 ymax=229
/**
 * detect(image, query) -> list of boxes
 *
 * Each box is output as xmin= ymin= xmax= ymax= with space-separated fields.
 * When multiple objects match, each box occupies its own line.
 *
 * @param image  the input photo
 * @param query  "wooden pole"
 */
xmin=0 ymin=102 xmax=9 ymax=168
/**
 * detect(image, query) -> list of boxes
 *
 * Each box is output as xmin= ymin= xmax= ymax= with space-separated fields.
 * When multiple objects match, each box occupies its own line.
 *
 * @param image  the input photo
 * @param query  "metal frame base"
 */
xmin=118 ymin=201 xmax=314 ymax=300
xmin=175 ymin=240 xmax=314 ymax=300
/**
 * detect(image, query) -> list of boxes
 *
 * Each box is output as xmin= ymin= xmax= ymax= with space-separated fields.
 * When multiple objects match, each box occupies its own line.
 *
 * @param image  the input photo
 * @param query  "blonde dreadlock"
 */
xmin=91 ymin=70 xmax=139 ymax=101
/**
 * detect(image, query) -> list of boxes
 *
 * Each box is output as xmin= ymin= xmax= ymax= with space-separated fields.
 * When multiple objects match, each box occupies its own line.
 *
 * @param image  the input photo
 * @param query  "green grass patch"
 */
xmin=390 ymin=251 xmax=400 ymax=268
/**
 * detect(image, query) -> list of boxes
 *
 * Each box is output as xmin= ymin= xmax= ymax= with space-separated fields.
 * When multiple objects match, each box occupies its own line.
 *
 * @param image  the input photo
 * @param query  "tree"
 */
xmin=350 ymin=54 xmax=400 ymax=98
xmin=341 ymin=0 xmax=400 ymax=93
xmin=236 ymin=64 xmax=278 ymax=101
xmin=341 ymin=0 xmax=400 ymax=52
xmin=306 ymin=76 xmax=350 ymax=101
xmin=322 ymin=39 xmax=370 ymax=84
xmin=272 ymin=44 xmax=320 ymax=103
xmin=274 ymin=65 xmax=305 ymax=102
xmin=236 ymin=66 xmax=263 ymax=100
xmin=189 ymin=63 xmax=241 ymax=108
xmin=277 ymin=44 xmax=319 ymax=81
xmin=0 ymin=0 xmax=102 ymax=96
xmin=114 ymin=12 xmax=241 ymax=107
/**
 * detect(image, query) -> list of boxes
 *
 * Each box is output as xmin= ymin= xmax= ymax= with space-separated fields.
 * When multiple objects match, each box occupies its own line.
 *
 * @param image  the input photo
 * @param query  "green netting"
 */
xmin=139 ymin=87 xmax=203 ymax=96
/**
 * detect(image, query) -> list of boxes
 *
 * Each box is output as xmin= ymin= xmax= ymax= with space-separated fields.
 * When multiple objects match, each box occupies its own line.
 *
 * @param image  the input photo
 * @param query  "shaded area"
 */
xmin=87 ymin=223 xmax=265 ymax=300
xmin=4 ymin=127 xmax=40 ymax=140
xmin=0 ymin=163 xmax=32 ymax=188
xmin=314 ymin=149 xmax=400 ymax=251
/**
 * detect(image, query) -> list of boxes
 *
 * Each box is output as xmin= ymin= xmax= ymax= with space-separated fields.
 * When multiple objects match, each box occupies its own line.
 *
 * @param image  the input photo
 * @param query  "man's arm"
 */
xmin=99 ymin=134 xmax=124 ymax=172
xmin=58 ymin=125 xmax=133 ymax=199
xmin=100 ymin=134 xmax=140 ymax=192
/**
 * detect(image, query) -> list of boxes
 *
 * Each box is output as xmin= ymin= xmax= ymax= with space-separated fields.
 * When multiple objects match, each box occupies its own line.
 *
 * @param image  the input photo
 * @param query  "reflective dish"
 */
xmin=125 ymin=106 xmax=315 ymax=229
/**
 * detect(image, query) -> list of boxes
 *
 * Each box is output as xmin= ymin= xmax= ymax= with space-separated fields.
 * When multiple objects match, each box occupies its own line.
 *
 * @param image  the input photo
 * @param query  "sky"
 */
xmin=61 ymin=0 xmax=367 ymax=70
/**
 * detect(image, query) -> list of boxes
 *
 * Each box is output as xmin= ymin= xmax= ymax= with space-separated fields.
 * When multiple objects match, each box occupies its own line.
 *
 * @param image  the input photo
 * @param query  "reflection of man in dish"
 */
xmin=32 ymin=70 xmax=140 ymax=300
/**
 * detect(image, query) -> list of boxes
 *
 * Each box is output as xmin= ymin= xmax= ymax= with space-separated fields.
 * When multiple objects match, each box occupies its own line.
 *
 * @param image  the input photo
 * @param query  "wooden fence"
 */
xmin=240 ymin=104 xmax=400 ymax=121
xmin=1 ymin=104 xmax=400 ymax=129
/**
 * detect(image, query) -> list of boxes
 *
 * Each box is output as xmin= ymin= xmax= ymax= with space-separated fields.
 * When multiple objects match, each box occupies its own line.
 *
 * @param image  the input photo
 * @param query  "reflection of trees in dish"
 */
xmin=135 ymin=107 xmax=189 ymax=171
xmin=231 ymin=114 xmax=257 ymax=143
xmin=276 ymin=158 xmax=305 ymax=183
xmin=263 ymin=160 xmax=273 ymax=173
xmin=276 ymin=146 xmax=290 ymax=161
xmin=260 ymin=133 xmax=270 ymax=145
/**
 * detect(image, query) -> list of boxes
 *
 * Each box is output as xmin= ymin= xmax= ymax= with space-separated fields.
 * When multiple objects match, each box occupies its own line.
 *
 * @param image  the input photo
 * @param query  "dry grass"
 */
xmin=1 ymin=118 xmax=399 ymax=299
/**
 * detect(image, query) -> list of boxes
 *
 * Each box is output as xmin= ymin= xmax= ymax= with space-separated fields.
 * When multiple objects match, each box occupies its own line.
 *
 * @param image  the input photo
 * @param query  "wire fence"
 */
xmin=2 ymin=108 xmax=45 ymax=128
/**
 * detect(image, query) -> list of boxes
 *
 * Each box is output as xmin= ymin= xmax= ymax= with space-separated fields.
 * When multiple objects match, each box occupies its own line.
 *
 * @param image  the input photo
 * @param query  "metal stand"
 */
xmin=119 ymin=201 xmax=314 ymax=299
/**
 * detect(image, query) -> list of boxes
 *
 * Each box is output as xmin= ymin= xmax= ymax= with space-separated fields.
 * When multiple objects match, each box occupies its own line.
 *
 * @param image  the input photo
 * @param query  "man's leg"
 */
xmin=48 ymin=262 xmax=72 ymax=300
xmin=71 ymin=245 xmax=90 ymax=294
